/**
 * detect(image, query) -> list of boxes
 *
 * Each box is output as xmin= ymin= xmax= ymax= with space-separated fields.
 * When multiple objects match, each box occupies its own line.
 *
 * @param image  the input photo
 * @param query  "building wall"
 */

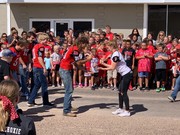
xmin=0 ymin=4 xmax=7 ymax=35
xmin=10 ymin=3 xmax=143 ymax=37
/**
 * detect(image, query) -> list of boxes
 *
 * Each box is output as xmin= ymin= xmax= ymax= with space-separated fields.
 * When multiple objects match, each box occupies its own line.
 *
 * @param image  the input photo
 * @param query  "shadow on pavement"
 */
xmin=130 ymin=104 xmax=148 ymax=115
xmin=78 ymin=103 xmax=118 ymax=114
xmin=27 ymin=114 xmax=55 ymax=122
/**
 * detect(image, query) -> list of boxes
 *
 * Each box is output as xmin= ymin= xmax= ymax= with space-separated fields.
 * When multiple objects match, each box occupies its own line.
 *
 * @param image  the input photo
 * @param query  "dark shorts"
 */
xmin=156 ymin=69 xmax=166 ymax=81
xmin=92 ymin=73 xmax=99 ymax=77
xmin=55 ymin=64 xmax=60 ymax=71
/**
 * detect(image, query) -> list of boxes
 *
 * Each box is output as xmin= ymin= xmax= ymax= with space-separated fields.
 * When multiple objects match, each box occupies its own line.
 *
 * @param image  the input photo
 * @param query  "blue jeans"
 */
xmin=171 ymin=75 xmax=180 ymax=100
xmin=19 ymin=65 xmax=29 ymax=96
xmin=28 ymin=67 xmax=49 ymax=104
xmin=59 ymin=68 xmax=73 ymax=113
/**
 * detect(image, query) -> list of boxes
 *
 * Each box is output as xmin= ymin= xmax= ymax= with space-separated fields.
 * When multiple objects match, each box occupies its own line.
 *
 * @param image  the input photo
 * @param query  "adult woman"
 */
xmin=59 ymin=36 xmax=92 ymax=117
xmin=156 ymin=31 xmax=165 ymax=45
xmin=0 ymin=80 xmax=36 ymax=134
xmin=99 ymin=41 xmax=133 ymax=117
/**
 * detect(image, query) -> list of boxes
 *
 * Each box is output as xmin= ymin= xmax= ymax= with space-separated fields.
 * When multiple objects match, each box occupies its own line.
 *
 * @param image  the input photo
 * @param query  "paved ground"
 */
xmin=19 ymin=87 xmax=180 ymax=135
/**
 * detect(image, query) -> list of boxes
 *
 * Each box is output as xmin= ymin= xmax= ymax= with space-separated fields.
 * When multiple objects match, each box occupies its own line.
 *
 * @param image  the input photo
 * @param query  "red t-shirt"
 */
xmin=147 ymin=45 xmax=156 ymax=54
xmin=44 ymin=45 xmax=52 ymax=53
xmin=21 ymin=43 xmax=33 ymax=64
xmin=9 ymin=47 xmax=22 ymax=71
xmin=135 ymin=48 xmax=153 ymax=72
xmin=106 ymin=32 xmax=114 ymax=41
xmin=32 ymin=44 xmax=45 ymax=68
xmin=85 ymin=61 xmax=91 ymax=71
xmin=60 ymin=45 xmax=79 ymax=70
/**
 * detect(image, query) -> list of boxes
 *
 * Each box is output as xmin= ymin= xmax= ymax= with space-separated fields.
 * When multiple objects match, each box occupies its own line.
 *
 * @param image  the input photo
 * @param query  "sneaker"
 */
xmin=61 ymin=83 xmax=64 ymax=87
xmin=145 ymin=87 xmax=150 ymax=91
xmin=71 ymin=107 xmax=79 ymax=112
xmin=112 ymin=108 xmax=124 ymax=115
xmin=139 ymin=87 xmax=144 ymax=91
xmin=78 ymin=84 xmax=83 ymax=88
xmin=168 ymin=96 xmax=175 ymax=102
xmin=107 ymin=85 xmax=111 ymax=89
xmin=43 ymin=102 xmax=54 ymax=107
xmin=160 ymin=87 xmax=165 ymax=91
xmin=73 ymin=84 xmax=77 ymax=88
xmin=118 ymin=110 xmax=131 ymax=117
xmin=57 ymin=84 xmax=61 ymax=87
xmin=113 ymin=87 xmax=118 ymax=91
xmin=156 ymin=88 xmax=161 ymax=92
xmin=52 ymin=85 xmax=55 ymax=88
xmin=27 ymin=103 xmax=37 ymax=107
xmin=91 ymin=85 xmax=95 ymax=90
xmin=63 ymin=112 xmax=77 ymax=117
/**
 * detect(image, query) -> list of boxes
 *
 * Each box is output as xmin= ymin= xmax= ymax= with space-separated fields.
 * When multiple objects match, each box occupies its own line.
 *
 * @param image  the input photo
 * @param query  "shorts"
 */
xmin=107 ymin=70 xmax=117 ymax=80
xmin=92 ymin=73 xmax=99 ymax=77
xmin=84 ymin=72 xmax=91 ymax=77
xmin=138 ymin=72 xmax=149 ymax=78
xmin=55 ymin=64 xmax=60 ymax=71
xmin=98 ymin=70 xmax=106 ymax=77
xmin=156 ymin=69 xmax=166 ymax=81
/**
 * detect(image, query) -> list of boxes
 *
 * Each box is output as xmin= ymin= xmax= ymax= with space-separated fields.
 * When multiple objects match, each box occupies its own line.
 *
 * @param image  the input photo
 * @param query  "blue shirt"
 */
xmin=44 ymin=57 xmax=51 ymax=69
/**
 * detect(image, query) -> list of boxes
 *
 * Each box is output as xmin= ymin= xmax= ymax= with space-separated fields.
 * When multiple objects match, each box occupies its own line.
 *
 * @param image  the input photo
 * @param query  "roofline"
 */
xmin=1 ymin=0 xmax=180 ymax=4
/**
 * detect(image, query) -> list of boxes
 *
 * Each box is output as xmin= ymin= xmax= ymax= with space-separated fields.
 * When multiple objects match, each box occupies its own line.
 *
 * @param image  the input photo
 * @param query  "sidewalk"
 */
xmin=19 ymin=87 xmax=180 ymax=135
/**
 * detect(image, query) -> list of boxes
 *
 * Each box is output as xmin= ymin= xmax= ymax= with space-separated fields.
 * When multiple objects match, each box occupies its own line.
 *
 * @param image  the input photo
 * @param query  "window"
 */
xmin=148 ymin=5 xmax=166 ymax=39
xmin=73 ymin=21 xmax=92 ymax=38
xmin=32 ymin=21 xmax=50 ymax=33
xmin=148 ymin=5 xmax=180 ymax=39
xmin=30 ymin=19 xmax=94 ymax=37
xmin=168 ymin=5 xmax=180 ymax=39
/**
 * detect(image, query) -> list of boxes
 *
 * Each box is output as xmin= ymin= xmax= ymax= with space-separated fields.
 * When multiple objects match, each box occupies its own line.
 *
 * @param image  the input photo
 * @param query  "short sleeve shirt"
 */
xmin=154 ymin=52 xmax=168 ymax=69
xmin=111 ymin=51 xmax=131 ymax=76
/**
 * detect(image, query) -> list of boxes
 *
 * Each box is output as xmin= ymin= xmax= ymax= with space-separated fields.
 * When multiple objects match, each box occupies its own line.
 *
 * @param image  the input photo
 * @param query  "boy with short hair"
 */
xmin=154 ymin=43 xmax=169 ymax=92
xmin=135 ymin=41 xmax=153 ymax=91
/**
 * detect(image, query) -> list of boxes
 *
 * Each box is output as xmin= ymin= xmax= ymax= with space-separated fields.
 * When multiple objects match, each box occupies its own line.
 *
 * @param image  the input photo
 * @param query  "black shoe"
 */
xmin=145 ymin=87 xmax=150 ymax=91
xmin=43 ymin=102 xmax=54 ymax=107
xmin=91 ymin=86 xmax=95 ymax=90
xmin=139 ymin=87 xmax=144 ymax=91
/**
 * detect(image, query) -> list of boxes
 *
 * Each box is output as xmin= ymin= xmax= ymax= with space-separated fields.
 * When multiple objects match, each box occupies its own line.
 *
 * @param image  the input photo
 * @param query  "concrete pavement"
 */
xmin=19 ymin=87 xmax=180 ymax=135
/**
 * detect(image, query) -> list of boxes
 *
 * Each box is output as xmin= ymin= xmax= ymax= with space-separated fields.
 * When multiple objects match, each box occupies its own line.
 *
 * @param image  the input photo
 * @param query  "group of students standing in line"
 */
xmin=0 ymin=25 xmax=180 ymax=134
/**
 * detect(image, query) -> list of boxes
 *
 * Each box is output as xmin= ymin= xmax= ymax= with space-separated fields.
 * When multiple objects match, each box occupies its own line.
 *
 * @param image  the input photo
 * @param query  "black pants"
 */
xmin=118 ymin=71 xmax=133 ymax=110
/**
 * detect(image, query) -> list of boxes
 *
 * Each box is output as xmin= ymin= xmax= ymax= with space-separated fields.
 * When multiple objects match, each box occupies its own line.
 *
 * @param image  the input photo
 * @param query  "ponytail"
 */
xmin=0 ymin=101 xmax=9 ymax=131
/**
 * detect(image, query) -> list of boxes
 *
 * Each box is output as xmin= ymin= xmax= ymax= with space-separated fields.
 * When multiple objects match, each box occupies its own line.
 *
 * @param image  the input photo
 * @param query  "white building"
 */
xmin=0 ymin=0 xmax=180 ymax=38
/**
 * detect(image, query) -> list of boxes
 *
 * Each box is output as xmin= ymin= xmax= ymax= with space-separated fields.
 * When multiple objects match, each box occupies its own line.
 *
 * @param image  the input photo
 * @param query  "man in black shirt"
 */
xmin=0 ymin=49 xmax=15 ymax=82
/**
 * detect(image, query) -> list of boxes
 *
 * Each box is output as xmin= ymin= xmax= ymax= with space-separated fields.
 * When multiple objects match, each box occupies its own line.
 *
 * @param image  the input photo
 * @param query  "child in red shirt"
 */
xmin=135 ymin=41 xmax=153 ymax=91
xmin=97 ymin=42 xmax=106 ymax=88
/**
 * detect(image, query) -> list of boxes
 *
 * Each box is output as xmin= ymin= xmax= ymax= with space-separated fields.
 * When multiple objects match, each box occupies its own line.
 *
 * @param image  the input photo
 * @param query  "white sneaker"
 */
xmin=118 ymin=110 xmax=130 ymax=117
xmin=112 ymin=108 xmax=124 ymax=115
xmin=52 ymin=85 xmax=55 ymax=88
xmin=61 ymin=83 xmax=64 ymax=87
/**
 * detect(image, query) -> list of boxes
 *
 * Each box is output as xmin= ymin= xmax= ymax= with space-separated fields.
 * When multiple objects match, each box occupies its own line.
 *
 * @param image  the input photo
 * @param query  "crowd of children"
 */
xmin=0 ymin=26 xmax=180 ymax=94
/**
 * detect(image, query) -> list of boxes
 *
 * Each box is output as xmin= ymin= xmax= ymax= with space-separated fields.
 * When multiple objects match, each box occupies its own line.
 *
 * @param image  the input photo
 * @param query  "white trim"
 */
xmin=5 ymin=0 xmax=180 ymax=4
xmin=143 ymin=3 xmax=148 ymax=39
xmin=6 ymin=2 xmax=10 ymax=35
xmin=29 ymin=18 xmax=95 ymax=36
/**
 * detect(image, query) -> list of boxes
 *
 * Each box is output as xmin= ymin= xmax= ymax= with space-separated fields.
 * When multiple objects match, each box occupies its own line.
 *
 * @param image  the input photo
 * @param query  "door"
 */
xmin=55 ymin=21 xmax=70 ymax=38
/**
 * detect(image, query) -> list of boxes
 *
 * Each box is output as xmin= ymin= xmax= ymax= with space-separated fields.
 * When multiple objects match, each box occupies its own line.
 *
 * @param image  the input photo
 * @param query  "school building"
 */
xmin=0 ymin=0 xmax=180 ymax=38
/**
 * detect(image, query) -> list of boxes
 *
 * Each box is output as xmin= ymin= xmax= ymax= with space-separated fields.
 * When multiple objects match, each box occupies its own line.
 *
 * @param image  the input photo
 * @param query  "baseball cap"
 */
xmin=1 ymin=49 xmax=16 ymax=57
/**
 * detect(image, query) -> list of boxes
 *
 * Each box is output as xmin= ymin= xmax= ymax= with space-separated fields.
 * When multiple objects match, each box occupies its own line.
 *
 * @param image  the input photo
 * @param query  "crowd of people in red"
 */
xmin=0 ymin=26 xmax=180 ymax=93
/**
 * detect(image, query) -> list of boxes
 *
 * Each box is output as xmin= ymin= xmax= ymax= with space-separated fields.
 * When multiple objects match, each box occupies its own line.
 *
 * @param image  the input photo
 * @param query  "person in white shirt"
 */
xmin=99 ymin=41 xmax=133 ymax=117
